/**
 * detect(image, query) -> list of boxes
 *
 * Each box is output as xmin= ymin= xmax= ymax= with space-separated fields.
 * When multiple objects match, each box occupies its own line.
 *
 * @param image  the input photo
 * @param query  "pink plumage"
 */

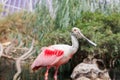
xmin=44 ymin=49 xmax=64 ymax=56
xmin=31 ymin=27 xmax=96 ymax=80
xmin=31 ymin=47 xmax=64 ymax=71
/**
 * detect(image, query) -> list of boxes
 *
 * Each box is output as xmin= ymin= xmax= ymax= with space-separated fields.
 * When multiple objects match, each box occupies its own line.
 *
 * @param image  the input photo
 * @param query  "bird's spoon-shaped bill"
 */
xmin=83 ymin=36 xmax=97 ymax=46
xmin=79 ymin=31 xmax=97 ymax=46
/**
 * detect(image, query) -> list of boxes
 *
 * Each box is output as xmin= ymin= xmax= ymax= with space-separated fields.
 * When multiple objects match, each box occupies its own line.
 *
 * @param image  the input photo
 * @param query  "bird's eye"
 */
xmin=74 ymin=29 xmax=77 ymax=31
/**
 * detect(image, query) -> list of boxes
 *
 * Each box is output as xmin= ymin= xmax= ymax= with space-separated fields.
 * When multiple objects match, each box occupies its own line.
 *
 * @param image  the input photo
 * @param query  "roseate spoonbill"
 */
xmin=31 ymin=27 xmax=96 ymax=80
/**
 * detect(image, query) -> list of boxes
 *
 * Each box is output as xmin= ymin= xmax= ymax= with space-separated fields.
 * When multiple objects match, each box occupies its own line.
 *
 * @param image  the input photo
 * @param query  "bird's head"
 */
xmin=71 ymin=27 xmax=97 ymax=46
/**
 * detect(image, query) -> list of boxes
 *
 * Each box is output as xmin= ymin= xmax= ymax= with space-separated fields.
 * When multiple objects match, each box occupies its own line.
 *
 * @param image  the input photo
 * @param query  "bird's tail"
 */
xmin=31 ymin=65 xmax=41 ymax=71
xmin=31 ymin=61 xmax=42 ymax=71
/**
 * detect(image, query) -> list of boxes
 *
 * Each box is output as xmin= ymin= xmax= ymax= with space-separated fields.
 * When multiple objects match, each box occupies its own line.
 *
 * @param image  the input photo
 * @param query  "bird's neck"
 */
xmin=71 ymin=34 xmax=79 ymax=54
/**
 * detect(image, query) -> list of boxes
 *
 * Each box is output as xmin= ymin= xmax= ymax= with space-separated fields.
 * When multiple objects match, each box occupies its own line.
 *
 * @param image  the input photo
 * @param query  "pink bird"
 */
xmin=31 ymin=27 xmax=97 ymax=80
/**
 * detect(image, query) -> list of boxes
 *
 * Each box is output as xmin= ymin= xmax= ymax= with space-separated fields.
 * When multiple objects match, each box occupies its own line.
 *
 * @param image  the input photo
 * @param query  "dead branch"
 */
xmin=0 ymin=43 xmax=3 ymax=58
xmin=18 ymin=39 xmax=34 ymax=60
xmin=2 ymin=54 xmax=16 ymax=60
xmin=0 ymin=39 xmax=35 ymax=80
xmin=13 ymin=39 xmax=35 ymax=80
xmin=17 ymin=41 xmax=24 ymax=48
xmin=4 ymin=39 xmax=18 ymax=54
xmin=23 ymin=49 xmax=36 ymax=60
xmin=13 ymin=59 xmax=21 ymax=80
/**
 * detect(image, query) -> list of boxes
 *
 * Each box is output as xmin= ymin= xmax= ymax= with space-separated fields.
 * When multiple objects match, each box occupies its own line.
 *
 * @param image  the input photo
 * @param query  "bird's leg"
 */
xmin=54 ymin=66 xmax=59 ymax=80
xmin=45 ymin=66 xmax=50 ymax=80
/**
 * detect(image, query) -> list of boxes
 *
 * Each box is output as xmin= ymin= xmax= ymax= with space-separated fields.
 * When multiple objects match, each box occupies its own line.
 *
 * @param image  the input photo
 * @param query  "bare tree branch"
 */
xmin=19 ymin=39 xmax=34 ymax=60
xmin=17 ymin=41 xmax=24 ymax=48
xmin=0 ymin=43 xmax=3 ymax=58
xmin=13 ymin=60 xmax=21 ymax=80
xmin=13 ymin=39 xmax=34 ymax=80
xmin=23 ymin=49 xmax=36 ymax=60
xmin=2 ymin=54 xmax=16 ymax=60
xmin=4 ymin=39 xmax=18 ymax=54
xmin=0 ymin=39 xmax=35 ymax=80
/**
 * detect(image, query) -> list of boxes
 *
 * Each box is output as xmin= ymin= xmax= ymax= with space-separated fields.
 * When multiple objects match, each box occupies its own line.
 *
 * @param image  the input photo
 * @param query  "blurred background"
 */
xmin=0 ymin=0 xmax=120 ymax=80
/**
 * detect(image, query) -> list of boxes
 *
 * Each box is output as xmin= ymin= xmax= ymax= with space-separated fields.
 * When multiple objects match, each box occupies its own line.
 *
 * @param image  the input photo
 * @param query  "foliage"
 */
xmin=34 ymin=0 xmax=120 ymax=29
xmin=75 ymin=12 xmax=120 ymax=69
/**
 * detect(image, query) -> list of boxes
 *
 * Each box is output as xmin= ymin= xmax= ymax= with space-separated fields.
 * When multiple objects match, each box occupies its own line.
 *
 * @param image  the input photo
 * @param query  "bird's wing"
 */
xmin=44 ymin=48 xmax=64 ymax=65
xmin=31 ymin=47 xmax=64 ymax=70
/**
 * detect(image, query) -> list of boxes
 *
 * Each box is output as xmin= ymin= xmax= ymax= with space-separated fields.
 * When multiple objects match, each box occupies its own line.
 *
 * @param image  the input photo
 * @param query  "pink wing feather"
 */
xmin=31 ymin=47 xmax=64 ymax=70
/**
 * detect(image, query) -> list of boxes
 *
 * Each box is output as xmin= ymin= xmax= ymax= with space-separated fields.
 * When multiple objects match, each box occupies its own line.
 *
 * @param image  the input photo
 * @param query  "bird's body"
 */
xmin=31 ymin=44 xmax=75 ymax=70
xmin=31 ymin=27 xmax=96 ymax=80
xmin=31 ymin=34 xmax=79 ymax=80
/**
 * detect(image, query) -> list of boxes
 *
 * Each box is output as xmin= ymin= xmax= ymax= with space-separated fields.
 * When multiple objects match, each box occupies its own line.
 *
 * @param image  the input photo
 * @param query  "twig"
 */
xmin=2 ymin=54 xmax=16 ymax=60
xmin=17 ymin=41 xmax=24 ymax=48
xmin=23 ymin=49 xmax=36 ymax=60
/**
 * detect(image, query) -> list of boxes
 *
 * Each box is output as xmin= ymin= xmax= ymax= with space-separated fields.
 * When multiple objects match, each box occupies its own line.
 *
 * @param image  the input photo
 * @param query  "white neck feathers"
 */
xmin=71 ymin=34 xmax=79 ymax=53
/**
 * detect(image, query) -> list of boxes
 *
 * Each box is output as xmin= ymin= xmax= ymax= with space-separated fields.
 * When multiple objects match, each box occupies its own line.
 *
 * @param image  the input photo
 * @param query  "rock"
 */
xmin=71 ymin=58 xmax=111 ymax=80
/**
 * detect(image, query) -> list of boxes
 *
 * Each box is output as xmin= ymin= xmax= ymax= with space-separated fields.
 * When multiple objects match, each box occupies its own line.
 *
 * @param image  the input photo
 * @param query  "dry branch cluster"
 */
xmin=0 ymin=39 xmax=35 ymax=80
xmin=71 ymin=55 xmax=111 ymax=80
